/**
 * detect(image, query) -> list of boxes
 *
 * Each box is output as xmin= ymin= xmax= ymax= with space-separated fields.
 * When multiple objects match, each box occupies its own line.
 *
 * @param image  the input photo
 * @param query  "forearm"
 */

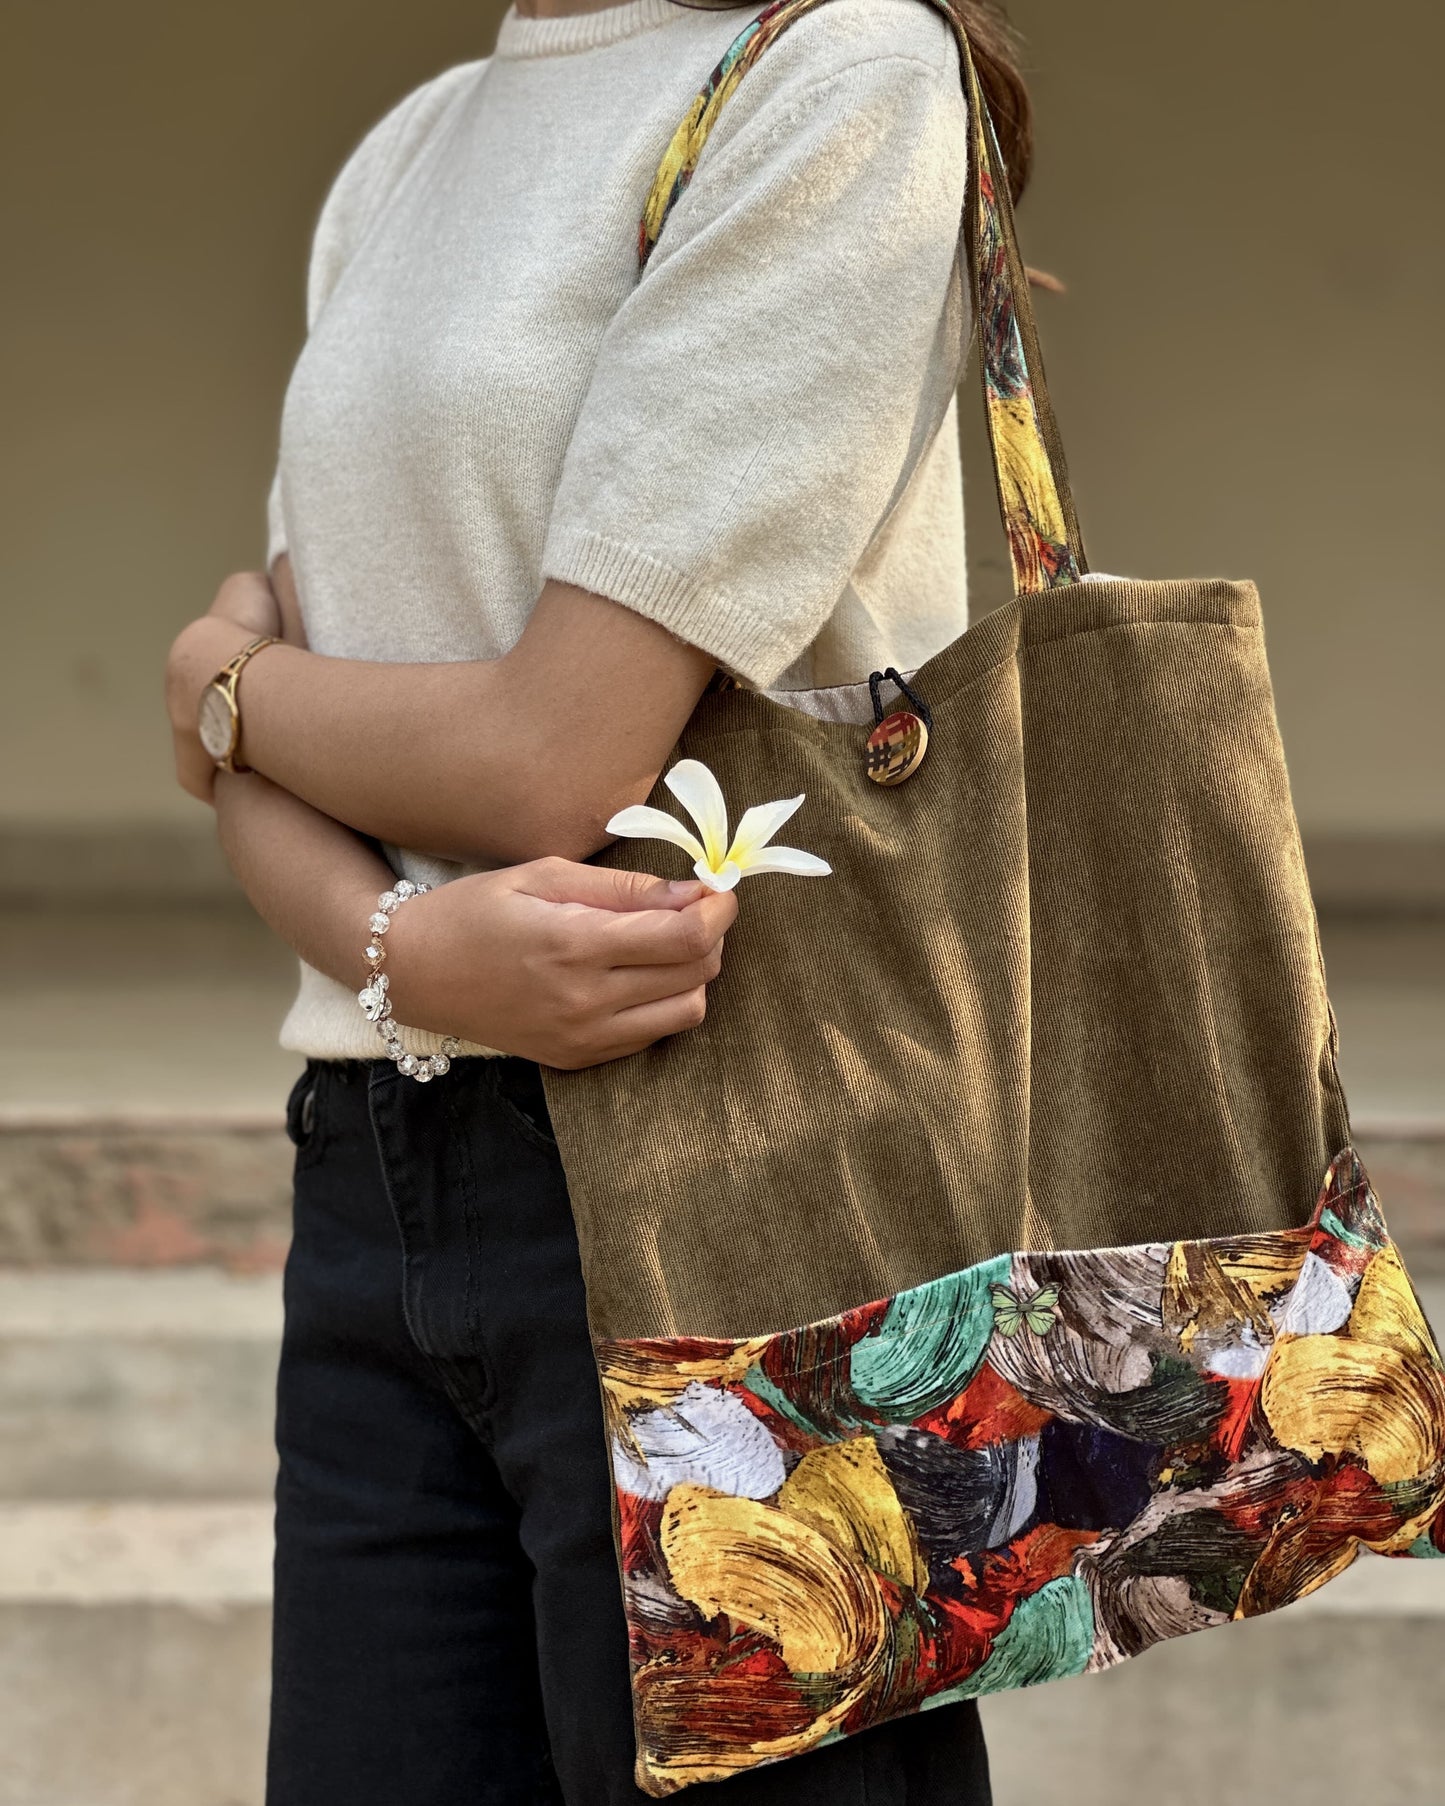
xmin=168 ymin=582 xmax=713 ymax=866
xmin=213 ymin=770 xmax=388 ymax=992
xmin=171 ymin=573 xmax=734 ymax=1069
xmin=208 ymin=769 xmax=738 ymax=1070
xmin=234 ymin=641 xmax=521 ymax=861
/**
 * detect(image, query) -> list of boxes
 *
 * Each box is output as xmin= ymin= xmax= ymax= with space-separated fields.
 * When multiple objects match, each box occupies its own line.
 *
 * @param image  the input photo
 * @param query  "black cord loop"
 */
xmin=868 ymin=668 xmax=933 ymax=733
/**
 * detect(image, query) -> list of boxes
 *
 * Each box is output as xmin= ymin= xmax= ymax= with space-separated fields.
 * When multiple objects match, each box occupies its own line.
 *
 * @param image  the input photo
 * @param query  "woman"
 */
xmin=166 ymin=0 xmax=1035 ymax=1797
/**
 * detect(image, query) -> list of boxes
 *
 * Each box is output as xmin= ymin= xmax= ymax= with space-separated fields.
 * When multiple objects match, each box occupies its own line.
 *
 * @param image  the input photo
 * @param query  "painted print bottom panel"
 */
xmin=596 ymin=1149 xmax=1445 ymax=1795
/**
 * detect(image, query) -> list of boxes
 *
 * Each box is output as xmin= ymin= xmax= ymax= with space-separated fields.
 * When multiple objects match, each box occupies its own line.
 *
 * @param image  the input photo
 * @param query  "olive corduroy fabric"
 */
xmin=542 ymin=575 xmax=1351 ymax=1342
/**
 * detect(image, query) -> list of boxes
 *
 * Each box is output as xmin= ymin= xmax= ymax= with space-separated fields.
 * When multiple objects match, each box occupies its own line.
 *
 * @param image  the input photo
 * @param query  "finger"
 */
xmin=597 ymin=892 xmax=738 ymax=969
xmin=520 ymin=857 xmax=706 ymax=914
xmin=600 ymin=949 xmax=724 ymax=1012
xmin=593 ymin=986 xmax=710 ymax=1062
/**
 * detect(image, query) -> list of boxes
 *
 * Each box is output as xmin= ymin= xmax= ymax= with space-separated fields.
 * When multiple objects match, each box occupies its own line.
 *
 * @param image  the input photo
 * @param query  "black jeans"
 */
xmin=267 ymin=1056 xmax=991 ymax=1806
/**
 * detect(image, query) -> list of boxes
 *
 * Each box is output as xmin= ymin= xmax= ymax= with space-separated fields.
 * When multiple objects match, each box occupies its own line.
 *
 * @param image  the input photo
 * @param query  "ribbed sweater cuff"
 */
xmin=279 ymin=969 xmax=502 ymax=1062
xmin=543 ymin=529 xmax=790 ymax=688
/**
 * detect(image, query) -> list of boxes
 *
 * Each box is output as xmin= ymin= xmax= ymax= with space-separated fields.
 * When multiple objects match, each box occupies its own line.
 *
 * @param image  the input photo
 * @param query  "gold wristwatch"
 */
xmin=197 ymin=636 xmax=276 ymax=774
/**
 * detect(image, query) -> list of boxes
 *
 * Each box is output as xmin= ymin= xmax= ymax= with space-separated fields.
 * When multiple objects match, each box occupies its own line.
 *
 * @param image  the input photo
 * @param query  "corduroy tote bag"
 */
xmin=541 ymin=0 xmax=1445 ymax=1792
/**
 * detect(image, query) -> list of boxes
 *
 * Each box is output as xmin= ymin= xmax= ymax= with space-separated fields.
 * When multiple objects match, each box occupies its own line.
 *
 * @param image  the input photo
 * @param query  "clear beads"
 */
xmin=357 ymin=973 xmax=391 ymax=1022
xmin=357 ymin=881 xmax=458 ymax=1083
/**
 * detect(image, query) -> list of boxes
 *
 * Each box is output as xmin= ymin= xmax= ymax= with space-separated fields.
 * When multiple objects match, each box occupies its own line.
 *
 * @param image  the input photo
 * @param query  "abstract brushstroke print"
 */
xmin=970 ymin=151 xmax=1079 ymax=591
xmin=597 ymin=1151 xmax=1445 ymax=1794
xmin=637 ymin=0 xmax=824 ymax=271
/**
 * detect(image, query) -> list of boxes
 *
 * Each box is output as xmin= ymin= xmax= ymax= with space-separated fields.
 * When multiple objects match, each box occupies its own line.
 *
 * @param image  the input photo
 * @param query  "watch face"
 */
xmin=198 ymin=684 xmax=237 ymax=762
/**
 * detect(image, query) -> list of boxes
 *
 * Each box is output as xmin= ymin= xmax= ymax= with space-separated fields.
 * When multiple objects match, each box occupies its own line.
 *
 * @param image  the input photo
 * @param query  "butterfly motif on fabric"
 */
xmin=989 ymin=1281 xmax=1061 ymax=1337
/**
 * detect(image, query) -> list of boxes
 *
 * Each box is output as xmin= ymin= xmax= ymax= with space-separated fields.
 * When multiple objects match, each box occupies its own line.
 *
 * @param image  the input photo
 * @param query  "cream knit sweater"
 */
xmin=270 ymin=0 xmax=973 ymax=1059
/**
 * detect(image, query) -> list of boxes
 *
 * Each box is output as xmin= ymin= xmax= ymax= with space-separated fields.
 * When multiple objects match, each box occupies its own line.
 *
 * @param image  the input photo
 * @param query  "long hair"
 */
xmin=672 ymin=0 xmax=1036 ymax=202
xmin=947 ymin=0 xmax=1032 ymax=203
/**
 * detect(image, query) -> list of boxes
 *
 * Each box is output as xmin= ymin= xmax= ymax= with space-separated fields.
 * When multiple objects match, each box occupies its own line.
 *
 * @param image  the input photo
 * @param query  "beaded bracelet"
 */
xmin=356 ymin=880 xmax=460 ymax=1083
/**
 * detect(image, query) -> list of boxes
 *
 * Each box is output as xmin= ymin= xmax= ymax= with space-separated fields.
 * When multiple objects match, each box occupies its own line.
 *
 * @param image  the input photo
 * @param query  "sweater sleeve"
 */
xmin=265 ymin=62 xmax=485 ymax=569
xmin=541 ymin=42 xmax=969 ymax=689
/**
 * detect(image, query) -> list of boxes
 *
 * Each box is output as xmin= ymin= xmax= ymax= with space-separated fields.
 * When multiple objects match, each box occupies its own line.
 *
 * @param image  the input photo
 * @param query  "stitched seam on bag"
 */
xmin=683 ymin=618 xmax=1260 ymax=742
xmin=594 ymin=1226 xmax=1324 ymax=1377
xmin=1015 ymin=614 xmax=1258 ymax=656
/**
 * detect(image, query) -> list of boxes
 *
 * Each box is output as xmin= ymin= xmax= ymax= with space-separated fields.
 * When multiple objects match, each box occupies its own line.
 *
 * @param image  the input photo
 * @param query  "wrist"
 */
xmin=167 ymin=615 xmax=255 ymax=729
xmin=371 ymin=883 xmax=443 ymax=1028
xmin=356 ymin=880 xmax=463 ymax=1078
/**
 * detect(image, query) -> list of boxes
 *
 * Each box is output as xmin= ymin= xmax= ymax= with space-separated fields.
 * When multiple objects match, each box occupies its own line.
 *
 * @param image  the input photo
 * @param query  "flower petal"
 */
xmin=727 ymin=795 xmax=805 ymax=865
xmin=665 ymin=761 xmax=729 ymax=870
xmin=695 ymin=858 xmax=743 ymax=893
xmin=606 ymin=804 xmax=705 ymax=864
xmin=734 ymin=845 xmax=833 ymax=879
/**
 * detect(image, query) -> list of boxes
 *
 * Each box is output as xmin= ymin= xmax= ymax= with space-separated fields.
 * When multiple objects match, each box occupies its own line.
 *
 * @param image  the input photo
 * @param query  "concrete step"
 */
xmin=985 ymin=1605 xmax=1445 ymax=1806
xmin=5 ymin=1607 xmax=1439 ymax=1806
xmin=0 ymin=1501 xmax=271 ymax=1806
xmin=6 ymin=1264 xmax=1444 ymax=1506
xmin=0 ymin=1503 xmax=1443 ymax=1806
xmin=0 ymin=1270 xmax=281 ymax=1500
xmin=3 ymin=1253 xmax=1443 ymax=1802
xmin=1 ymin=1601 xmax=269 ymax=1806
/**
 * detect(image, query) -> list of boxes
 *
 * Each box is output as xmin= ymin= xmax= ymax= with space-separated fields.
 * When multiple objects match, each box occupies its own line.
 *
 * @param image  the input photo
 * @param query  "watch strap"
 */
xmin=211 ymin=635 xmax=277 ymax=773
xmin=221 ymin=636 xmax=277 ymax=685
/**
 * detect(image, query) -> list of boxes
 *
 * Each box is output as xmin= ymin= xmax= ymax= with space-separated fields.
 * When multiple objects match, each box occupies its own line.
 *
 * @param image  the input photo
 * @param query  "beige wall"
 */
xmin=993 ymin=0 xmax=1444 ymax=836
xmin=4 ymin=0 xmax=1441 ymax=839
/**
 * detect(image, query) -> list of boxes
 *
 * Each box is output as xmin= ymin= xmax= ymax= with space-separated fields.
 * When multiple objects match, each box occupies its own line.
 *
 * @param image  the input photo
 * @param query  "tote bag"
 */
xmin=541 ymin=0 xmax=1445 ymax=1792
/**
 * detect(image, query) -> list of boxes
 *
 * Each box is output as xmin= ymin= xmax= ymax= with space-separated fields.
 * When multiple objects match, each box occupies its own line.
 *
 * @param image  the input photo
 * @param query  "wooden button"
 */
xmin=865 ymin=710 xmax=928 ymax=786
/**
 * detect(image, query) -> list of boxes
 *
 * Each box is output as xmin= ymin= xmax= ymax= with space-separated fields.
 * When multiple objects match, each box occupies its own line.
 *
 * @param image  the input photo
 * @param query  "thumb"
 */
xmin=519 ymin=858 xmax=705 ymax=914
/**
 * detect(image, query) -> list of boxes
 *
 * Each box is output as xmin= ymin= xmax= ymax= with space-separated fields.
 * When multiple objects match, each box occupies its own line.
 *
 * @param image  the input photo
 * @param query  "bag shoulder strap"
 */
xmin=638 ymin=0 xmax=1088 ymax=595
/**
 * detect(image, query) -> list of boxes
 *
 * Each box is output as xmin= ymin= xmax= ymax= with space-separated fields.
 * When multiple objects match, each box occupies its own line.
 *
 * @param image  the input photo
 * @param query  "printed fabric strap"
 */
xmin=638 ymin=0 xmax=1088 ymax=595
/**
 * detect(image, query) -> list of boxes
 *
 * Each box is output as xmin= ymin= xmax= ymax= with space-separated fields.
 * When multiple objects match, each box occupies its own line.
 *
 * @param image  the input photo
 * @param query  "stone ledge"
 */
xmin=0 ymin=1120 xmax=292 ymax=1271
xmin=0 ymin=1502 xmax=273 ymax=1604
xmin=0 ymin=1116 xmax=1437 ymax=1276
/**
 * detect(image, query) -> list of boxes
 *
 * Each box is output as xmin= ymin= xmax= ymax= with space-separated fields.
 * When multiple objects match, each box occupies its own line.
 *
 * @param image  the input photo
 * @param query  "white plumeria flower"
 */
xmin=606 ymin=759 xmax=832 ymax=894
